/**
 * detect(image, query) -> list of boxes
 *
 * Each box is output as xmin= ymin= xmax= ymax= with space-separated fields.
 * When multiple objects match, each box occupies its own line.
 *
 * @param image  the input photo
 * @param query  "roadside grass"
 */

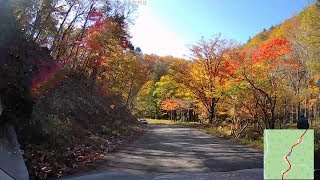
xmin=145 ymin=119 xmax=177 ymax=125
xmin=194 ymin=123 xmax=264 ymax=150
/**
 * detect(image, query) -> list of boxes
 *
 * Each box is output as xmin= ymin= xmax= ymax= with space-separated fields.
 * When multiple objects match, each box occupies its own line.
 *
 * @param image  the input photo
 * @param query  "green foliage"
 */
xmin=135 ymin=81 xmax=158 ymax=117
xmin=153 ymin=75 xmax=177 ymax=105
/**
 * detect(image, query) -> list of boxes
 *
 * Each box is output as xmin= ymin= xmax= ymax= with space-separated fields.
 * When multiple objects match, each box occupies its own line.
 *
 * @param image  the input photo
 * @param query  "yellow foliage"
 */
xmin=269 ymin=25 xmax=283 ymax=38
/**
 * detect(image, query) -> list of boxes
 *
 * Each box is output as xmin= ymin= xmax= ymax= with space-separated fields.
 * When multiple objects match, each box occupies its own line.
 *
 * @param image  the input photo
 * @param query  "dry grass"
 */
xmin=145 ymin=119 xmax=177 ymax=125
xmin=193 ymin=123 xmax=263 ymax=150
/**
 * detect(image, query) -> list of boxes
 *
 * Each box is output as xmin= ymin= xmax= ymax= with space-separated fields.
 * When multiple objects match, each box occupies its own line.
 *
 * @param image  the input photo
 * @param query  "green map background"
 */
xmin=264 ymin=130 xmax=314 ymax=180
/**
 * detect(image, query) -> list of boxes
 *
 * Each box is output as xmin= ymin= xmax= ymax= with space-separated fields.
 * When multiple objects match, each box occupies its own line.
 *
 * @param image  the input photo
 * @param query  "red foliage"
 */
xmin=252 ymin=38 xmax=292 ymax=64
xmin=207 ymin=60 xmax=237 ymax=78
xmin=79 ymin=9 xmax=106 ymax=51
xmin=223 ymin=61 xmax=236 ymax=75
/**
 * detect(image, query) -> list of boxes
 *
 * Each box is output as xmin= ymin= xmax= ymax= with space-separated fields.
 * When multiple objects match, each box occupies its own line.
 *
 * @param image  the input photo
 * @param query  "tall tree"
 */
xmin=171 ymin=36 xmax=236 ymax=123
xmin=240 ymin=38 xmax=293 ymax=129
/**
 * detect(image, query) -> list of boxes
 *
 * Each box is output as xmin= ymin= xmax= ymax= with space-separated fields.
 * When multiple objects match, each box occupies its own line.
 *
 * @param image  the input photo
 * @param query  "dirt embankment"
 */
xmin=19 ymin=76 xmax=145 ymax=179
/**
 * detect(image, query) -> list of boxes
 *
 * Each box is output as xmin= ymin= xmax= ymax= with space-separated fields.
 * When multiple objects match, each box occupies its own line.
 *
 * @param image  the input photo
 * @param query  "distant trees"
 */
xmin=153 ymin=75 xmax=178 ymax=105
xmin=135 ymin=4 xmax=320 ymax=132
xmin=160 ymin=99 xmax=179 ymax=120
xmin=134 ymin=55 xmax=194 ymax=118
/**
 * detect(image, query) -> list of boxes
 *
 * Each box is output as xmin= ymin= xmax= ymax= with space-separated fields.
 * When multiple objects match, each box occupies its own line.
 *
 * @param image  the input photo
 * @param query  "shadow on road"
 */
xmin=93 ymin=124 xmax=263 ymax=174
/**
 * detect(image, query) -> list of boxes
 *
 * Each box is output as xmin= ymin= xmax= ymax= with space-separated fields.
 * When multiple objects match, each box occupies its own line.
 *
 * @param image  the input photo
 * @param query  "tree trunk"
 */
xmin=72 ymin=3 xmax=95 ymax=60
xmin=236 ymin=121 xmax=249 ymax=138
xmin=54 ymin=11 xmax=81 ymax=61
xmin=209 ymin=99 xmax=216 ymax=124
xmin=51 ymin=3 xmax=74 ymax=52
xmin=296 ymin=102 xmax=300 ymax=122
xmin=257 ymin=118 xmax=264 ymax=135
xmin=30 ymin=8 xmax=41 ymax=38
xmin=316 ymin=103 xmax=318 ymax=125
xmin=291 ymin=101 xmax=294 ymax=123
xmin=34 ymin=28 xmax=43 ymax=42
xmin=270 ymin=109 xmax=275 ymax=129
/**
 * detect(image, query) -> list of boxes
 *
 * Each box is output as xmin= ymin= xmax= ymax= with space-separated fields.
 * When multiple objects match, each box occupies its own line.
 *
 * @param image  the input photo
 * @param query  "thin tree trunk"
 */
xmin=305 ymin=97 xmax=308 ymax=117
xmin=51 ymin=3 xmax=74 ymax=52
xmin=291 ymin=101 xmax=294 ymax=123
xmin=34 ymin=28 xmax=43 ymax=42
xmin=30 ymin=8 xmax=42 ymax=38
xmin=72 ymin=3 xmax=95 ymax=60
xmin=236 ymin=121 xmax=249 ymax=138
xmin=54 ymin=9 xmax=83 ymax=60
xmin=315 ymin=103 xmax=318 ymax=125
xmin=296 ymin=102 xmax=300 ymax=121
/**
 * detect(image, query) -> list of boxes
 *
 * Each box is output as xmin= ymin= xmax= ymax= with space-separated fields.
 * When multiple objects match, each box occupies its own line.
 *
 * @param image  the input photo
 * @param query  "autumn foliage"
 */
xmin=160 ymin=99 xmax=180 ymax=111
xmin=252 ymin=38 xmax=292 ymax=64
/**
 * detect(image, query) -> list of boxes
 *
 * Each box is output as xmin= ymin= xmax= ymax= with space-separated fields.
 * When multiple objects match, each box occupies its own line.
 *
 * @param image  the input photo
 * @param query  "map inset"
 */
xmin=264 ymin=130 xmax=314 ymax=180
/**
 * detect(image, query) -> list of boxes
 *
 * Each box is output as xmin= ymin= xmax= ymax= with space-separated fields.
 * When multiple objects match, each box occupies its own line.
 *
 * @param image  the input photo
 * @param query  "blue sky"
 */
xmin=129 ymin=0 xmax=311 ymax=58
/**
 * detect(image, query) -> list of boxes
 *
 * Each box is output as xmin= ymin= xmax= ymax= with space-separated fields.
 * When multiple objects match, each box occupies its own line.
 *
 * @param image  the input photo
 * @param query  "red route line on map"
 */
xmin=281 ymin=129 xmax=308 ymax=180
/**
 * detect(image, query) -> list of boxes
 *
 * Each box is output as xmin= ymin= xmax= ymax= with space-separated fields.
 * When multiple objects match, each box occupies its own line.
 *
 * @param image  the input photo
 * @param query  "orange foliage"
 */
xmin=160 ymin=99 xmax=180 ymax=111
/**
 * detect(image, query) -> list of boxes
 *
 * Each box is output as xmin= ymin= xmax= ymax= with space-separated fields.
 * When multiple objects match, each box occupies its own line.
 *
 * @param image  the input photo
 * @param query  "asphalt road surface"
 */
xmin=65 ymin=124 xmax=263 ymax=179
xmin=83 ymin=124 xmax=263 ymax=178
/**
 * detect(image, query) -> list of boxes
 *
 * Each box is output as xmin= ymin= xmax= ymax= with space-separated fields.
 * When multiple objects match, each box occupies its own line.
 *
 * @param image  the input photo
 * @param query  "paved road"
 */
xmin=95 ymin=124 xmax=263 ymax=174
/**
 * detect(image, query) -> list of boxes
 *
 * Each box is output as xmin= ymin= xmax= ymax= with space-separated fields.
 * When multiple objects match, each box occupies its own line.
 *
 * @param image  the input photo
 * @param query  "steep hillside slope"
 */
xmin=20 ymin=75 xmax=144 ymax=179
